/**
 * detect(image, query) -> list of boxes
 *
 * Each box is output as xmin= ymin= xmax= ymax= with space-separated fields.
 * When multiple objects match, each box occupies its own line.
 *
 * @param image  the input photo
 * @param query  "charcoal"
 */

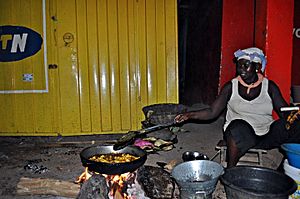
xmin=137 ymin=166 xmax=176 ymax=199
xmin=77 ymin=175 xmax=109 ymax=199
xmin=24 ymin=163 xmax=48 ymax=174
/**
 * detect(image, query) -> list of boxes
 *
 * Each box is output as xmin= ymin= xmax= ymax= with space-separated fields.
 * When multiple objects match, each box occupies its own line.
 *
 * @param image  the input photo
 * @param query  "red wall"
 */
xmin=220 ymin=0 xmax=294 ymax=104
xmin=254 ymin=0 xmax=267 ymax=50
xmin=219 ymin=0 xmax=254 ymax=89
xmin=264 ymin=0 xmax=294 ymax=102
xmin=292 ymin=0 xmax=300 ymax=86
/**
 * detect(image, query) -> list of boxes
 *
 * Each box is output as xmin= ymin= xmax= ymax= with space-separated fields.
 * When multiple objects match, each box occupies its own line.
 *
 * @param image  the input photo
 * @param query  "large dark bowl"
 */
xmin=221 ymin=166 xmax=297 ymax=199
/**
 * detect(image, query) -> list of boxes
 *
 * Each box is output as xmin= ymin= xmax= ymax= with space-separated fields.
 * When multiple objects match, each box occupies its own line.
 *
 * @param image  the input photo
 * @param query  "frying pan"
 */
xmin=80 ymin=145 xmax=147 ymax=175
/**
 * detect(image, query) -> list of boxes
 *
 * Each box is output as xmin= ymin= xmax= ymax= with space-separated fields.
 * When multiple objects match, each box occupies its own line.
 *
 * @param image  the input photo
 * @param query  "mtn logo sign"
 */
xmin=0 ymin=25 xmax=43 ymax=62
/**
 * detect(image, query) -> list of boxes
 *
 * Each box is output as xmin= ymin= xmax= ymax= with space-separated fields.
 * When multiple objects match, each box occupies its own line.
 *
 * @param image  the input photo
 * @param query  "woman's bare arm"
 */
xmin=268 ymin=80 xmax=289 ymax=118
xmin=175 ymin=82 xmax=232 ymax=123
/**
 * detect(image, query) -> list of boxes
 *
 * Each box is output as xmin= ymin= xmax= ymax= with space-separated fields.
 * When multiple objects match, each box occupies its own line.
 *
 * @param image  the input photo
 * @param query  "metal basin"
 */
xmin=171 ymin=160 xmax=224 ymax=198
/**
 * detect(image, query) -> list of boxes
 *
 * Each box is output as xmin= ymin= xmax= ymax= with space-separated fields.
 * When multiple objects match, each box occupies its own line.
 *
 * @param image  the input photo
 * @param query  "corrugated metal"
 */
xmin=0 ymin=0 xmax=54 ymax=134
xmin=0 ymin=0 xmax=178 ymax=136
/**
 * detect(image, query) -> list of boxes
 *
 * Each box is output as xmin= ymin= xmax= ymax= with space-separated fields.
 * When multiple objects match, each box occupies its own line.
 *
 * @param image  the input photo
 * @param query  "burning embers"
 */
xmin=76 ymin=166 xmax=178 ymax=199
xmin=76 ymin=167 xmax=148 ymax=199
xmin=105 ymin=173 xmax=132 ymax=198
xmin=75 ymin=167 xmax=92 ymax=184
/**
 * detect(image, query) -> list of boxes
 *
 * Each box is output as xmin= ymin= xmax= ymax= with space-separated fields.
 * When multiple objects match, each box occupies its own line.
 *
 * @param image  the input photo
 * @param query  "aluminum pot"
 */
xmin=182 ymin=151 xmax=209 ymax=161
xmin=171 ymin=160 xmax=224 ymax=198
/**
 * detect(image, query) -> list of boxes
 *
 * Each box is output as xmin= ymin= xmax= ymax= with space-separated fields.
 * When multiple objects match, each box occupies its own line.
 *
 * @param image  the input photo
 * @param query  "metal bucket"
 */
xmin=171 ymin=160 xmax=224 ymax=199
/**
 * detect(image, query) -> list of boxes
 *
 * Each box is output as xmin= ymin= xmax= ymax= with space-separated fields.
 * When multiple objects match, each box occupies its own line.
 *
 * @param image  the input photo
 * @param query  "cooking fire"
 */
xmin=76 ymin=167 xmax=150 ymax=199
xmin=76 ymin=165 xmax=178 ymax=199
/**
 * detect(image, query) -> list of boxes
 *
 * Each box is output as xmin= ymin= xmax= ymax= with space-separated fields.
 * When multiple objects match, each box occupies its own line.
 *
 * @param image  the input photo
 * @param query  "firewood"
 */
xmin=17 ymin=177 xmax=80 ymax=198
xmin=40 ymin=140 xmax=117 ymax=147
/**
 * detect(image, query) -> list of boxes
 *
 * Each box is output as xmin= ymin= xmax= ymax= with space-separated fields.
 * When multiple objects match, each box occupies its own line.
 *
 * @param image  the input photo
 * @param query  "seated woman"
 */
xmin=175 ymin=47 xmax=300 ymax=168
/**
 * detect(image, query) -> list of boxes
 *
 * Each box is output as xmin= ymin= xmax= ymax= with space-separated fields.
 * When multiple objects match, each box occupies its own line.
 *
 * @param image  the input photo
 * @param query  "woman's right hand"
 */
xmin=174 ymin=113 xmax=189 ymax=123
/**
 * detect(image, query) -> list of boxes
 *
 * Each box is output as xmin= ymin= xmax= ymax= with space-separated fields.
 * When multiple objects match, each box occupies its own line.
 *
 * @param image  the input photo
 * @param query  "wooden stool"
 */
xmin=215 ymin=140 xmax=267 ymax=166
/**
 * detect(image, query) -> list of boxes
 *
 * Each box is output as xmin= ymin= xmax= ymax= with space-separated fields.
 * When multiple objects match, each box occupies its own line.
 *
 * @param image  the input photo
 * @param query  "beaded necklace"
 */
xmin=237 ymin=73 xmax=264 ymax=94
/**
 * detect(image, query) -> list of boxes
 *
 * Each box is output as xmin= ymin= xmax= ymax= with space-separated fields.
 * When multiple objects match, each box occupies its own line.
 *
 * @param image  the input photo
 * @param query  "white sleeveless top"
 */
xmin=223 ymin=77 xmax=274 ymax=136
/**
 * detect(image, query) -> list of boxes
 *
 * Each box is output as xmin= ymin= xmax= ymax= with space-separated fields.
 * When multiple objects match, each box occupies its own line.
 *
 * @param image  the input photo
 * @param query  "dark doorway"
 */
xmin=178 ymin=0 xmax=223 ymax=106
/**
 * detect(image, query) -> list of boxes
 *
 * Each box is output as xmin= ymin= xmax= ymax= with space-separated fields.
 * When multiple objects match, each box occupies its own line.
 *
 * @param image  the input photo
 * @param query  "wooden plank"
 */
xmin=17 ymin=177 xmax=80 ymax=198
xmin=40 ymin=140 xmax=117 ymax=147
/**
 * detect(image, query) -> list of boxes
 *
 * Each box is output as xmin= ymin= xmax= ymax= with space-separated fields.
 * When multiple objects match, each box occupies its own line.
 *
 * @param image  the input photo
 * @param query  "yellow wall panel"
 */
xmin=0 ymin=0 xmax=47 ymax=92
xmin=56 ymin=0 xmax=81 ymax=133
xmin=118 ymin=0 xmax=131 ymax=131
xmin=156 ymin=0 xmax=167 ymax=102
xmin=165 ymin=0 xmax=178 ymax=102
xmin=0 ymin=0 xmax=178 ymax=136
xmin=87 ymin=0 xmax=102 ymax=132
xmin=128 ymin=0 xmax=138 ymax=129
xmin=0 ymin=0 xmax=53 ymax=135
xmin=48 ymin=0 xmax=62 ymax=134
xmin=76 ymin=0 xmax=91 ymax=132
xmin=0 ymin=95 xmax=15 ymax=132
xmin=97 ymin=0 xmax=112 ymax=132
xmin=136 ymin=0 xmax=148 ymax=123
xmin=108 ymin=0 xmax=122 ymax=132
xmin=146 ymin=0 xmax=158 ymax=105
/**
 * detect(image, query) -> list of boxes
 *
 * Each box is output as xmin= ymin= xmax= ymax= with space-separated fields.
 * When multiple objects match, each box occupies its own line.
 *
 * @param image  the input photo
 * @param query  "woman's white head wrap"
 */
xmin=234 ymin=47 xmax=267 ymax=72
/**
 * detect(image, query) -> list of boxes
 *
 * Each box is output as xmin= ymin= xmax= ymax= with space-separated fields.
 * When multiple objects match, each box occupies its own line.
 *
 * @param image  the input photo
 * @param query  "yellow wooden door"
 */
xmin=0 ymin=0 xmax=59 ymax=135
xmin=0 ymin=0 xmax=178 ymax=136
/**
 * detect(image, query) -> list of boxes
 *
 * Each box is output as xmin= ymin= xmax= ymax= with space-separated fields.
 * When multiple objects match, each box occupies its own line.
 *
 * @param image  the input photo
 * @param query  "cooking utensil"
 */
xmin=171 ymin=160 xmax=224 ymax=198
xmin=182 ymin=150 xmax=220 ymax=162
xmin=80 ymin=145 xmax=147 ymax=175
xmin=182 ymin=151 xmax=209 ymax=161
xmin=113 ymin=122 xmax=176 ymax=150
xmin=280 ymin=106 xmax=300 ymax=112
xmin=221 ymin=166 xmax=297 ymax=199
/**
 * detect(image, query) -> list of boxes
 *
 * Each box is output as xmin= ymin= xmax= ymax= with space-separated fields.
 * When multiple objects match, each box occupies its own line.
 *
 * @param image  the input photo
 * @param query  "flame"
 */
xmin=75 ymin=168 xmax=135 ymax=199
xmin=75 ymin=167 xmax=92 ymax=184
xmin=105 ymin=172 xmax=133 ymax=199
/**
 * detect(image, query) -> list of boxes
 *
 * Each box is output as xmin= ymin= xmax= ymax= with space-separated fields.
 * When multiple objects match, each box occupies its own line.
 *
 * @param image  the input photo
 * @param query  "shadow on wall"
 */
xmin=291 ymin=85 xmax=300 ymax=104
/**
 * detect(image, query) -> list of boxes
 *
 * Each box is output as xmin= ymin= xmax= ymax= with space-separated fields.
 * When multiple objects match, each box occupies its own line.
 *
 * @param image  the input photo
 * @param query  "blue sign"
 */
xmin=0 ymin=25 xmax=43 ymax=62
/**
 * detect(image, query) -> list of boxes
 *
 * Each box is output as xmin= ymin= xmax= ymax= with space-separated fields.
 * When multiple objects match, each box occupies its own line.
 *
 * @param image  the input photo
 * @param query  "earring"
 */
xmin=256 ymin=69 xmax=258 ymax=72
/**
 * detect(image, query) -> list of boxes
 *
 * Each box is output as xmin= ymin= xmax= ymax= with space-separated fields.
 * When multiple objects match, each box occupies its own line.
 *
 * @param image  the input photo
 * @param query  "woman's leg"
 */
xmin=257 ymin=118 xmax=300 ymax=149
xmin=224 ymin=119 xmax=257 ymax=168
xmin=226 ymin=134 xmax=239 ymax=168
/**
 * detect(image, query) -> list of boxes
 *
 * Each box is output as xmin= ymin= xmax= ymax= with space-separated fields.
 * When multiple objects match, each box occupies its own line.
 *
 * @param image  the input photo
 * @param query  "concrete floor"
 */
xmin=0 ymin=106 xmax=285 ymax=199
